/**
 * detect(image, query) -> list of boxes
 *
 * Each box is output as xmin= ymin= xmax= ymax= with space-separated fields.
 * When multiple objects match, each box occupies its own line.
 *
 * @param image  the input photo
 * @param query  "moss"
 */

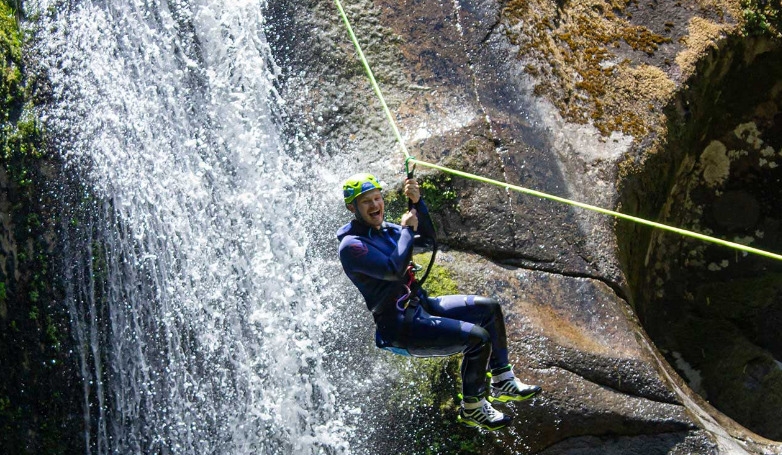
xmin=384 ymin=173 xmax=458 ymax=222
xmin=0 ymin=1 xmax=20 ymax=114
xmin=419 ymin=174 xmax=457 ymax=213
xmin=414 ymin=252 xmax=459 ymax=296
xmin=0 ymin=1 xmax=83 ymax=451
xmin=502 ymin=0 xmax=681 ymax=137
xmin=741 ymin=0 xmax=782 ymax=37
xmin=385 ymin=355 xmax=492 ymax=454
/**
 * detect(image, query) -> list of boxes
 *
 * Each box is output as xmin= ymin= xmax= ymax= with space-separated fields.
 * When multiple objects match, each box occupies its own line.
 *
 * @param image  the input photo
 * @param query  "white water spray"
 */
xmin=28 ymin=1 xmax=362 ymax=453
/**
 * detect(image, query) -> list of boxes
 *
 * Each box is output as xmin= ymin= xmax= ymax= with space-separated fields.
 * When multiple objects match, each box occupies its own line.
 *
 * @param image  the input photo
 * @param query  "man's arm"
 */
xmin=339 ymin=229 xmax=416 ymax=281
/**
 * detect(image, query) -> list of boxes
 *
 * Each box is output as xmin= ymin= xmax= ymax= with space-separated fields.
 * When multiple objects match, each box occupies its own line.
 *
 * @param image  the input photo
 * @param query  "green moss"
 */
xmin=414 ymin=252 xmax=459 ymax=296
xmin=502 ymin=0 xmax=676 ymax=137
xmin=0 ymin=2 xmax=20 ymax=113
xmin=3 ymin=110 xmax=45 ymax=187
xmin=45 ymin=315 xmax=60 ymax=349
xmin=741 ymin=0 xmax=782 ymax=38
xmin=419 ymin=174 xmax=457 ymax=213
xmin=0 ymin=2 xmax=83 ymax=451
xmin=384 ymin=173 xmax=458 ymax=223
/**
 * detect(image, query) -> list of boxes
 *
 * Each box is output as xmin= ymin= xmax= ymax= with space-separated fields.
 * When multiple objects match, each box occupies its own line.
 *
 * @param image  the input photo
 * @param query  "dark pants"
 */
xmin=377 ymin=295 xmax=510 ymax=397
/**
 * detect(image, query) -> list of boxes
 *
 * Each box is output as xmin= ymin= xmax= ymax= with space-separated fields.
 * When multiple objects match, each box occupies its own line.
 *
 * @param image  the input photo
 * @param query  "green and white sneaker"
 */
xmin=490 ymin=365 xmax=541 ymax=403
xmin=457 ymin=396 xmax=512 ymax=431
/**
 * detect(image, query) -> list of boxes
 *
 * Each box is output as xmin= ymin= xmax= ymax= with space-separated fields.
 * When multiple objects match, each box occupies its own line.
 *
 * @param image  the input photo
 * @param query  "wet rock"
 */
xmin=268 ymin=0 xmax=782 ymax=453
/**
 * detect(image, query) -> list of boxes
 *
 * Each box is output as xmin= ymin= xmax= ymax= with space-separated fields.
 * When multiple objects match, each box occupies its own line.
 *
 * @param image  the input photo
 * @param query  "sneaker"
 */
xmin=490 ymin=377 xmax=542 ymax=402
xmin=490 ymin=365 xmax=541 ymax=403
xmin=457 ymin=396 xmax=512 ymax=431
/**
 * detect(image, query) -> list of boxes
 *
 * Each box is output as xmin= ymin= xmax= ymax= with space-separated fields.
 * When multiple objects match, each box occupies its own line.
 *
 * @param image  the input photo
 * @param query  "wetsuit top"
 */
xmin=336 ymin=199 xmax=435 ymax=318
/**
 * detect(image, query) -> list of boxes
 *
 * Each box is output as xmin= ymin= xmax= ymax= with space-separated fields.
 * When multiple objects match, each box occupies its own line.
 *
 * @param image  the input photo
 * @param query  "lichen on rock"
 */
xmin=700 ymin=140 xmax=731 ymax=187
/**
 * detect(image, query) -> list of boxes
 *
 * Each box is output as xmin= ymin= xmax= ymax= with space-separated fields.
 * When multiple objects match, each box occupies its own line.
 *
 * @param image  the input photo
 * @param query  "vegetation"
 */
xmin=741 ymin=0 xmax=782 ymax=37
xmin=501 ymin=0 xmax=781 ymax=139
xmin=503 ymin=0 xmax=676 ymax=137
xmin=0 ymin=1 xmax=82 ymax=452
xmin=385 ymin=172 xmax=458 ymax=224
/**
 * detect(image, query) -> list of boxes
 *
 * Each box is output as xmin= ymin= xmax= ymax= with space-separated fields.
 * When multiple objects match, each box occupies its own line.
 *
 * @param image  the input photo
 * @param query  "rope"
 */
xmin=334 ymin=0 xmax=410 ymax=158
xmin=332 ymin=0 xmax=782 ymax=263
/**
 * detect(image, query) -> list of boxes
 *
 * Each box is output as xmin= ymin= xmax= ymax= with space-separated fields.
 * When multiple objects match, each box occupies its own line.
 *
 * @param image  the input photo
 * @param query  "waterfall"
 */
xmin=27 ymin=1 xmax=368 ymax=453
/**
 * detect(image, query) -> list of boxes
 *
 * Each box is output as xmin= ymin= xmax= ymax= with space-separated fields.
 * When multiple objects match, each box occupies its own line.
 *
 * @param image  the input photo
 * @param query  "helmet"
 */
xmin=342 ymin=173 xmax=382 ymax=204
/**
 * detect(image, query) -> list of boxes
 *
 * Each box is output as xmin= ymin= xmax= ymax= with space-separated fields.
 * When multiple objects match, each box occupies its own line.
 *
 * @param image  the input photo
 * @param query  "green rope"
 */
xmin=333 ymin=0 xmax=782 ymax=262
xmin=334 ymin=0 xmax=410 ymax=158
xmin=407 ymin=159 xmax=782 ymax=261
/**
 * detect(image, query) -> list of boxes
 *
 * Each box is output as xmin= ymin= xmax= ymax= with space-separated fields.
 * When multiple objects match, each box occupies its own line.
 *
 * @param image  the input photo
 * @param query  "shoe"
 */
xmin=489 ymin=365 xmax=541 ymax=403
xmin=457 ymin=396 xmax=512 ymax=431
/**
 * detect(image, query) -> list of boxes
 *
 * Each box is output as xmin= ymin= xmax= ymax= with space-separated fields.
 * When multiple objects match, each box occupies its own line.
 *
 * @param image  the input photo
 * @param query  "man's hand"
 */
xmin=401 ymin=208 xmax=419 ymax=231
xmin=404 ymin=178 xmax=421 ymax=204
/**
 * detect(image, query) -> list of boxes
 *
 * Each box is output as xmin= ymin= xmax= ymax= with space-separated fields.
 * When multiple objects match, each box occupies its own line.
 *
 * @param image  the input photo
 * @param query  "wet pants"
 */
xmin=377 ymin=295 xmax=510 ymax=397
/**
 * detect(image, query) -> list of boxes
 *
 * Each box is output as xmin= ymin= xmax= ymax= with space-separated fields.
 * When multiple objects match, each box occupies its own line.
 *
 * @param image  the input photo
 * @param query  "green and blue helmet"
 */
xmin=342 ymin=173 xmax=382 ymax=205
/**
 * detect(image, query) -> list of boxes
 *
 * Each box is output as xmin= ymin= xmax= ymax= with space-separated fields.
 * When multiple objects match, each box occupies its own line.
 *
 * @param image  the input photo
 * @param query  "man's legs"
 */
xmin=426 ymin=295 xmax=509 ymax=369
xmin=402 ymin=303 xmax=492 ymax=397
xmin=426 ymin=295 xmax=541 ymax=402
xmin=401 ymin=304 xmax=511 ymax=430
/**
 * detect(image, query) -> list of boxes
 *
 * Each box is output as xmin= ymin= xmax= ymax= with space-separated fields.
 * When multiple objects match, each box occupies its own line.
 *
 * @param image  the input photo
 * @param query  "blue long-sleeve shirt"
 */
xmin=337 ymin=199 xmax=435 ymax=317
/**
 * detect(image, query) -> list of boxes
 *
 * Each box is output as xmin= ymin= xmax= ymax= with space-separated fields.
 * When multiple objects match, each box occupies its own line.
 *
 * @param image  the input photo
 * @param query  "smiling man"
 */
xmin=336 ymin=173 xmax=541 ymax=431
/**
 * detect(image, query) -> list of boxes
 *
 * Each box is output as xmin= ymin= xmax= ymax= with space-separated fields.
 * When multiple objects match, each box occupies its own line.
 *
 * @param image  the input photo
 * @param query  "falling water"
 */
xmin=27 ymin=1 xmax=369 ymax=453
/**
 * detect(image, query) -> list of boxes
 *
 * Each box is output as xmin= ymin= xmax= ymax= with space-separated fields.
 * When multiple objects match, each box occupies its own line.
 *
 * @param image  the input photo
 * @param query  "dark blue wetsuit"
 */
xmin=337 ymin=199 xmax=510 ymax=397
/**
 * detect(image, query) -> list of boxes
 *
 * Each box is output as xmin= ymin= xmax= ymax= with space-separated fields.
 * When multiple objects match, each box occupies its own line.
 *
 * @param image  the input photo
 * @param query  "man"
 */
xmin=336 ymin=172 xmax=541 ymax=431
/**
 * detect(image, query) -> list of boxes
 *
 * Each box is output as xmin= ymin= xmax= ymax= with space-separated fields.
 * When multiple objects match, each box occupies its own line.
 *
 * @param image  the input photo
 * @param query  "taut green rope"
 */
xmin=407 ymin=159 xmax=782 ymax=261
xmin=333 ymin=0 xmax=782 ymax=262
xmin=334 ymin=0 xmax=410 ymax=158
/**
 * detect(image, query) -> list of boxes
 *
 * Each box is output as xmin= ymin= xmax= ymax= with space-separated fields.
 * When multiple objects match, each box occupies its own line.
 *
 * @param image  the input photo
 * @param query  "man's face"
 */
xmin=349 ymin=189 xmax=384 ymax=229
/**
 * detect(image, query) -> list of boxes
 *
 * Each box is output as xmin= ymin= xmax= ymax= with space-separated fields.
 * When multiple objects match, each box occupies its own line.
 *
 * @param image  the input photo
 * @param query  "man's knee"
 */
xmin=471 ymin=296 xmax=503 ymax=322
xmin=466 ymin=325 xmax=490 ymax=348
xmin=475 ymin=295 xmax=500 ymax=307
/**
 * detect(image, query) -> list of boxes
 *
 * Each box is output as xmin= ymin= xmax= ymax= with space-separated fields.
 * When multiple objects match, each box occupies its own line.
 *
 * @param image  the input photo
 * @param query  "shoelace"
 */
xmin=482 ymin=402 xmax=502 ymax=422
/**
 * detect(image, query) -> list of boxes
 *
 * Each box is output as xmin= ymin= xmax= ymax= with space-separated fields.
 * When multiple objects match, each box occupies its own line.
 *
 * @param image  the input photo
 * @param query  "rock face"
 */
xmin=268 ymin=0 xmax=782 ymax=453
xmin=0 ymin=2 xmax=83 ymax=451
xmin=631 ymin=41 xmax=782 ymax=442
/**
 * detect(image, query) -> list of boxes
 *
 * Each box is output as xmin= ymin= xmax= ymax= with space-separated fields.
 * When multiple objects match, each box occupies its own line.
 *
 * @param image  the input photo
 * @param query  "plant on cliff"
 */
xmin=0 ymin=1 xmax=81 ymax=452
xmin=741 ymin=0 xmax=782 ymax=37
xmin=384 ymin=172 xmax=457 ymax=225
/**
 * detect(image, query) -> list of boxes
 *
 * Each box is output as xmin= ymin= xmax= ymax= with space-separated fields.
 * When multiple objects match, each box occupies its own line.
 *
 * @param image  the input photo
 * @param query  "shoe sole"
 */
xmin=489 ymin=386 xmax=541 ymax=403
xmin=456 ymin=414 xmax=510 ymax=431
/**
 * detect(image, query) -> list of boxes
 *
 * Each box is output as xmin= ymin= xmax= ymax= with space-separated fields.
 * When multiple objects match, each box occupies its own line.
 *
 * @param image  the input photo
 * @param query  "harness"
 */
xmin=375 ymin=264 xmax=421 ymax=357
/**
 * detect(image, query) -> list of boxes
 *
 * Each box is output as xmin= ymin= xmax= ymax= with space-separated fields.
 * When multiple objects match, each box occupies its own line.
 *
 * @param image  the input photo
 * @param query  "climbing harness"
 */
xmin=395 ymin=264 xmax=418 ymax=312
xmin=333 ymin=0 xmax=782 ymax=262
